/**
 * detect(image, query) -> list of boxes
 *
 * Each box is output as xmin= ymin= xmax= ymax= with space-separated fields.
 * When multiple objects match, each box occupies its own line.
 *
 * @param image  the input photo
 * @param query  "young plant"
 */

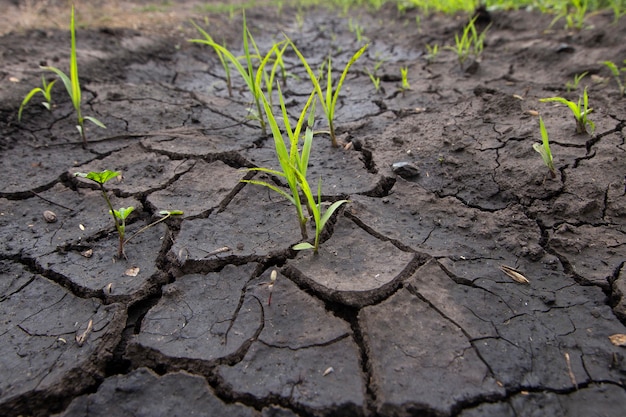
xmin=551 ymin=0 xmax=589 ymax=30
xmin=74 ymin=170 xmax=182 ymax=259
xmin=18 ymin=76 xmax=57 ymax=121
xmin=74 ymin=170 xmax=128 ymax=259
xmin=565 ymin=71 xmax=588 ymax=93
xmin=365 ymin=68 xmax=381 ymax=92
xmin=289 ymin=40 xmax=369 ymax=148
xmin=189 ymin=12 xmax=285 ymax=136
xmin=445 ymin=15 xmax=488 ymax=68
xmin=190 ymin=20 xmax=232 ymax=97
xmin=400 ymin=66 xmax=411 ymax=93
xmin=425 ymin=43 xmax=439 ymax=64
xmin=602 ymin=60 xmax=626 ymax=98
xmin=539 ymin=87 xmax=594 ymax=134
xmin=533 ymin=116 xmax=556 ymax=178
xmin=40 ymin=6 xmax=106 ymax=147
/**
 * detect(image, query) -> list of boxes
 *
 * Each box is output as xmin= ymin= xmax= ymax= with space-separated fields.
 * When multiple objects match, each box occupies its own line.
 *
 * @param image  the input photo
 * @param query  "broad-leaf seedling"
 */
xmin=289 ymin=40 xmax=369 ymax=147
xmin=75 ymin=170 xmax=182 ymax=259
xmin=18 ymin=76 xmax=57 ymax=121
xmin=39 ymin=6 xmax=106 ymax=147
xmin=539 ymin=87 xmax=594 ymax=134
xmin=533 ymin=116 xmax=556 ymax=179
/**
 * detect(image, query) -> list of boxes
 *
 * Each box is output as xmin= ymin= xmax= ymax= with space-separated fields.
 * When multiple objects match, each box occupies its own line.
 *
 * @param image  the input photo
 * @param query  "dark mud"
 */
xmin=1 ymin=2 xmax=626 ymax=416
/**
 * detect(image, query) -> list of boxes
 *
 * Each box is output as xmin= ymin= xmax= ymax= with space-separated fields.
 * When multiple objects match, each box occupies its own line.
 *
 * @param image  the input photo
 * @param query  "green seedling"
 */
xmin=551 ymin=0 xmax=589 ymax=30
xmin=445 ymin=15 xmax=489 ymax=69
xmin=75 ymin=170 xmax=182 ymax=259
xmin=243 ymin=44 xmax=348 ymax=253
xmin=348 ymin=18 xmax=365 ymax=43
xmin=565 ymin=71 xmax=588 ymax=92
xmin=289 ymin=40 xmax=369 ymax=148
xmin=365 ymin=68 xmax=382 ymax=92
xmin=400 ymin=66 xmax=411 ymax=93
xmin=190 ymin=12 xmax=286 ymax=135
xmin=74 ymin=170 xmax=128 ymax=259
xmin=425 ymin=43 xmax=439 ymax=64
xmin=539 ymin=87 xmax=594 ymax=134
xmin=40 ymin=6 xmax=106 ymax=147
xmin=602 ymin=60 xmax=626 ymax=98
xmin=190 ymin=20 xmax=232 ymax=97
xmin=533 ymin=116 xmax=556 ymax=178
xmin=18 ymin=76 xmax=57 ymax=121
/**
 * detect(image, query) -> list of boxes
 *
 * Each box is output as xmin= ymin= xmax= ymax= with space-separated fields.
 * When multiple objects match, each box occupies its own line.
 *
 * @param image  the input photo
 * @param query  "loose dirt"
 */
xmin=1 ymin=1 xmax=625 ymax=416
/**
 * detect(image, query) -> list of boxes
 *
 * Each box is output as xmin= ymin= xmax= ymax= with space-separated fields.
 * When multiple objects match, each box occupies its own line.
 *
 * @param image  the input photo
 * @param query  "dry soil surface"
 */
xmin=1 ymin=1 xmax=626 ymax=416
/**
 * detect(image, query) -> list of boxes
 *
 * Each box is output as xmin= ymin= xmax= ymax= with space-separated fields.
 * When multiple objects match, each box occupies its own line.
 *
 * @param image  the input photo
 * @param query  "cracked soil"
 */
xmin=1 ymin=1 xmax=626 ymax=416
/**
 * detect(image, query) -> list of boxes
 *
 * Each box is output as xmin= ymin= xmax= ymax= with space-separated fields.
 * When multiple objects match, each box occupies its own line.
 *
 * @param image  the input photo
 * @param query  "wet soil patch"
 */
xmin=1 ymin=3 xmax=626 ymax=417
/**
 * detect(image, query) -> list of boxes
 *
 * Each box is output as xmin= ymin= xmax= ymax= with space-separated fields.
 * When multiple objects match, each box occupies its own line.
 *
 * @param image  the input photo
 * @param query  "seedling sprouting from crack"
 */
xmin=18 ymin=76 xmax=57 ymax=121
xmin=602 ymin=59 xmax=626 ymax=98
xmin=533 ymin=116 xmax=556 ymax=179
xmin=289 ymin=40 xmax=368 ymax=148
xmin=33 ymin=6 xmax=105 ymax=147
xmin=75 ymin=170 xmax=182 ymax=259
xmin=189 ymin=12 xmax=287 ymax=136
xmin=241 ymin=44 xmax=348 ymax=253
xmin=539 ymin=87 xmax=594 ymax=134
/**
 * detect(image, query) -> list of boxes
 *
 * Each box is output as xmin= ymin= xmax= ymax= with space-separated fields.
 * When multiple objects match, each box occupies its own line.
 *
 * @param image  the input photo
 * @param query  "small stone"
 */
xmin=43 ymin=210 xmax=57 ymax=223
xmin=392 ymin=162 xmax=419 ymax=179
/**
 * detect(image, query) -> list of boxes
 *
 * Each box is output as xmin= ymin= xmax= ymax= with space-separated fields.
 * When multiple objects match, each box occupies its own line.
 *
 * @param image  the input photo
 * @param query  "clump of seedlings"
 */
xmin=20 ymin=6 xmax=106 ymax=147
xmin=189 ymin=12 xmax=287 ymax=136
xmin=533 ymin=116 xmax=556 ymax=179
xmin=75 ymin=170 xmax=182 ymax=259
xmin=550 ymin=0 xmax=589 ymax=30
xmin=446 ymin=15 xmax=490 ymax=71
xmin=602 ymin=59 xmax=626 ymax=97
xmin=539 ymin=87 xmax=594 ymax=134
xmin=289 ymin=40 xmax=369 ymax=147
xmin=425 ymin=43 xmax=439 ymax=64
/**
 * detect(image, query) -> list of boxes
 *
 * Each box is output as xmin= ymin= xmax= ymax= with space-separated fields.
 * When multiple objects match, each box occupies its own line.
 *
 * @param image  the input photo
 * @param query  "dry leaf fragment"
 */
xmin=76 ymin=319 xmax=93 ymax=347
xmin=80 ymin=248 xmax=93 ymax=258
xmin=323 ymin=367 xmax=334 ymax=376
xmin=500 ymin=265 xmax=530 ymax=284
xmin=609 ymin=334 xmax=626 ymax=347
xmin=124 ymin=266 xmax=140 ymax=277
xmin=527 ymin=110 xmax=539 ymax=116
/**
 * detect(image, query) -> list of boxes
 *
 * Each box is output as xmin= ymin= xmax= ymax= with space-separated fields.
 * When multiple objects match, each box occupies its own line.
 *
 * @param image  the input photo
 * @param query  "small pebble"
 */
xmin=392 ymin=162 xmax=419 ymax=179
xmin=43 ymin=210 xmax=57 ymax=223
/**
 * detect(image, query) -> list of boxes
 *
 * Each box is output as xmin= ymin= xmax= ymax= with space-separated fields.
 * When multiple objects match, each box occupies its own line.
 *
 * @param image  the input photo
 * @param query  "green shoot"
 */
xmin=539 ymin=87 xmax=594 ymax=134
xmin=602 ymin=60 xmax=626 ymax=98
xmin=348 ymin=18 xmax=365 ymax=43
xmin=189 ymin=12 xmax=286 ymax=136
xmin=289 ymin=40 xmax=369 ymax=148
xmin=75 ymin=170 xmax=182 ymax=259
xmin=425 ymin=43 xmax=439 ymax=64
xmin=365 ymin=68 xmax=382 ymax=92
xmin=190 ymin=20 xmax=232 ymax=97
xmin=41 ymin=6 xmax=106 ymax=147
xmin=18 ymin=76 xmax=57 ymax=121
xmin=533 ymin=116 xmax=556 ymax=179
xmin=565 ymin=71 xmax=588 ymax=93
xmin=445 ymin=16 xmax=489 ymax=69
xmin=74 ymin=170 xmax=127 ymax=259
xmin=551 ymin=0 xmax=589 ymax=30
xmin=400 ymin=66 xmax=410 ymax=92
